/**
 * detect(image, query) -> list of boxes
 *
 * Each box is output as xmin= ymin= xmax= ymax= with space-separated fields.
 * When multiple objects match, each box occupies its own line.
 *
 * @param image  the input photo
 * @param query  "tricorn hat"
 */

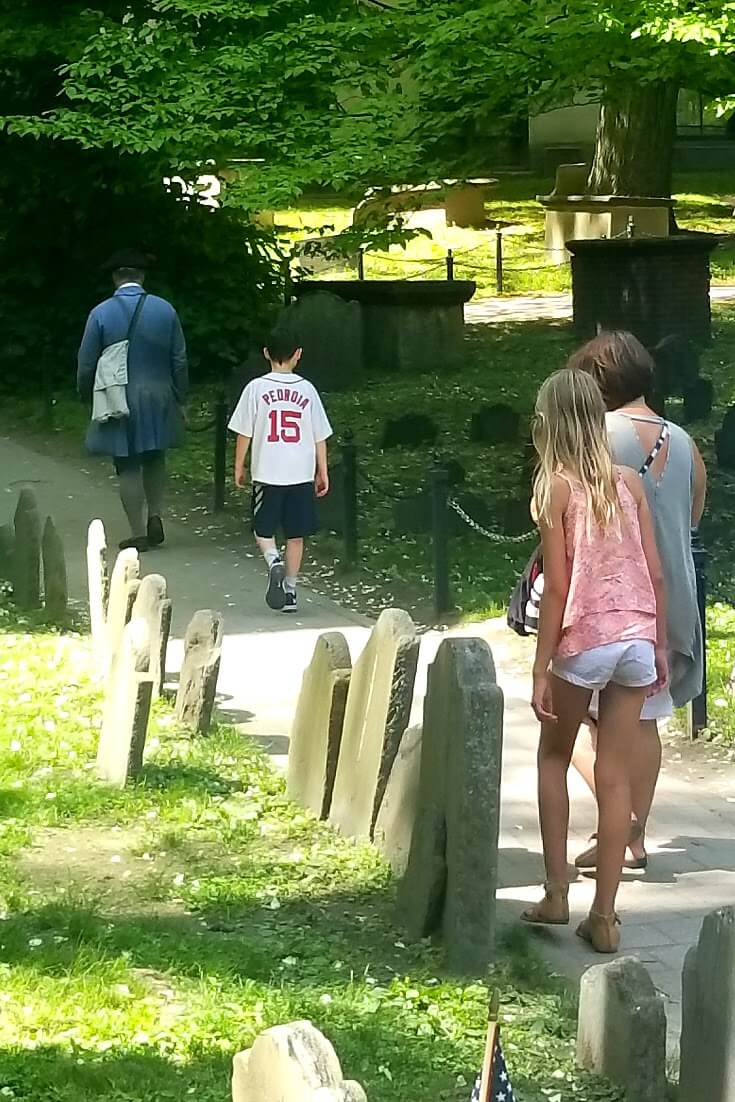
xmin=100 ymin=248 xmax=153 ymax=273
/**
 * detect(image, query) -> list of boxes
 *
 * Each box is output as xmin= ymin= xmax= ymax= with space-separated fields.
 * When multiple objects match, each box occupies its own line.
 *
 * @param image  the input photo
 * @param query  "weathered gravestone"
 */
xmin=175 ymin=609 xmax=223 ymax=733
xmin=680 ymin=906 xmax=735 ymax=1102
xmin=715 ymin=407 xmax=735 ymax=469
xmin=577 ymin=957 xmax=666 ymax=1102
xmin=13 ymin=489 xmax=41 ymax=609
xmin=372 ymin=724 xmax=422 ymax=876
xmin=329 ymin=609 xmax=419 ymax=841
xmin=97 ymin=618 xmax=154 ymax=786
xmin=87 ymin=519 xmax=108 ymax=654
xmin=287 ymin=632 xmax=352 ymax=819
xmin=232 ymin=1020 xmax=367 ymax=1102
xmin=41 ymin=517 xmax=67 ymax=621
xmin=0 ymin=525 xmax=14 ymax=583
xmin=270 ymin=292 xmax=364 ymax=393
xmin=399 ymin=637 xmax=503 ymax=974
xmin=105 ymin=549 xmax=140 ymax=676
xmin=380 ymin=413 xmax=438 ymax=450
xmin=470 ymin=403 xmax=520 ymax=445
xmin=158 ymin=599 xmax=173 ymax=696
xmin=683 ymin=376 xmax=714 ymax=423
xmin=131 ymin=574 xmax=168 ymax=701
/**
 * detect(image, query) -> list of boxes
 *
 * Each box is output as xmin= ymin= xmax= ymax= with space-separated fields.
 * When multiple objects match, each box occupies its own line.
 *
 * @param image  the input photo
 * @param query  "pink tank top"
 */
xmin=556 ymin=472 xmax=657 ymax=658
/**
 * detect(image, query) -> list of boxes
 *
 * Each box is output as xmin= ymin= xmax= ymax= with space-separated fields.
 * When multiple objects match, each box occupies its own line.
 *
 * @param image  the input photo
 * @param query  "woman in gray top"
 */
xmin=567 ymin=331 xmax=707 ymax=869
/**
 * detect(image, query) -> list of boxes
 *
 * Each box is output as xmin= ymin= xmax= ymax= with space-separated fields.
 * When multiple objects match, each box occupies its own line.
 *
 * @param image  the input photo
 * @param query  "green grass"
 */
xmin=0 ymin=601 xmax=624 ymax=1101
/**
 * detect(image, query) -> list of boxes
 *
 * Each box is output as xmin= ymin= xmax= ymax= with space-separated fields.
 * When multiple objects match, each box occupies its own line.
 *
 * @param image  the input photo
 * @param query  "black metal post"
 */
xmin=283 ymin=258 xmax=292 ymax=306
xmin=495 ymin=229 xmax=504 ymax=294
xmin=431 ymin=464 xmax=452 ymax=618
xmin=214 ymin=391 xmax=228 ymax=513
xmin=691 ymin=529 xmax=708 ymax=737
xmin=341 ymin=431 xmax=359 ymax=568
xmin=357 ymin=248 xmax=365 ymax=281
xmin=446 ymin=248 xmax=455 ymax=281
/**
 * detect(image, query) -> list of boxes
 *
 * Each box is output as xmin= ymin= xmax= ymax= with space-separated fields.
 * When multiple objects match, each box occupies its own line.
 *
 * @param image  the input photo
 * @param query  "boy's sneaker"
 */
xmin=265 ymin=558 xmax=286 ymax=610
xmin=282 ymin=591 xmax=298 ymax=614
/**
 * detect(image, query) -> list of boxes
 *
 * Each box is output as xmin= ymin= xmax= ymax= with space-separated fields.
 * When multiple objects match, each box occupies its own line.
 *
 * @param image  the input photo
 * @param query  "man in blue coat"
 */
xmin=78 ymin=250 xmax=188 ymax=551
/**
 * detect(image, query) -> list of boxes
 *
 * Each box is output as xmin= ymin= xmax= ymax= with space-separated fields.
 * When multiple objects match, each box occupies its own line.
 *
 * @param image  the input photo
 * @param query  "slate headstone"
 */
xmin=281 ymin=291 xmax=364 ymax=392
xmin=330 ymin=609 xmax=419 ymax=841
xmin=232 ymin=1020 xmax=367 ymax=1102
xmin=86 ymin=519 xmax=108 ymax=657
xmin=380 ymin=413 xmax=438 ymax=450
xmin=683 ymin=377 xmax=714 ymax=423
xmin=158 ymin=598 xmax=173 ymax=697
xmin=578 ymin=957 xmax=666 ymax=1102
xmin=41 ymin=517 xmax=68 ymax=621
xmin=287 ymin=632 xmax=352 ymax=819
xmin=97 ymin=618 xmax=154 ymax=786
xmin=652 ymin=332 xmax=700 ymax=397
xmin=372 ymin=723 xmax=422 ymax=876
xmin=680 ymin=906 xmax=735 ymax=1102
xmin=399 ymin=637 xmax=503 ymax=974
xmin=715 ymin=406 xmax=735 ymax=469
xmin=175 ymin=609 xmax=224 ymax=734
xmin=131 ymin=574 xmax=168 ymax=701
xmin=470 ymin=403 xmax=520 ymax=445
xmin=0 ymin=525 xmax=14 ymax=583
xmin=12 ymin=488 xmax=41 ymax=609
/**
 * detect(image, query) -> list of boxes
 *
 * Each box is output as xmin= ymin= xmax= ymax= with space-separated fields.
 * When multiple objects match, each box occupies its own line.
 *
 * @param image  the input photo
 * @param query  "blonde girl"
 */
xmin=522 ymin=369 xmax=667 ymax=953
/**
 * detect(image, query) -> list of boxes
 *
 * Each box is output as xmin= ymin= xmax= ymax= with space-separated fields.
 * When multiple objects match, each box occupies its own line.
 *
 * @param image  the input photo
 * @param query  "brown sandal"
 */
xmin=574 ymin=822 xmax=647 ymax=871
xmin=521 ymin=882 xmax=569 ymax=926
xmin=576 ymin=909 xmax=621 ymax=953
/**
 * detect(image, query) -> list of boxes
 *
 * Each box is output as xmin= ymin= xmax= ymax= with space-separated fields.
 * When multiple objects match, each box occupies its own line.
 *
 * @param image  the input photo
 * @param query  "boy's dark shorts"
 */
xmin=252 ymin=482 xmax=317 ymax=540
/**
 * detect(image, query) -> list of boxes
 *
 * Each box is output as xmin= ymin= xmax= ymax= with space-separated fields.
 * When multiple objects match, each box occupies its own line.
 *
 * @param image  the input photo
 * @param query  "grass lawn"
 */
xmin=279 ymin=171 xmax=735 ymax=296
xmin=0 ymin=600 xmax=623 ymax=1102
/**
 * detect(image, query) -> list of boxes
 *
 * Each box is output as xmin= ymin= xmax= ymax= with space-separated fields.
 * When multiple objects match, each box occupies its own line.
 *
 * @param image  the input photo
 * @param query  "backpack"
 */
xmin=507 ymin=545 xmax=543 ymax=636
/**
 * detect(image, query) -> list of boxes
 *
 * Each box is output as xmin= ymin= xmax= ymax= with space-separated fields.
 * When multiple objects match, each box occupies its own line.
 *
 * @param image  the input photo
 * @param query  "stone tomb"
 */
xmin=232 ymin=1020 xmax=367 ymax=1102
xmin=330 ymin=609 xmax=419 ymax=841
xmin=680 ymin=906 xmax=735 ymax=1101
xmin=287 ymin=632 xmax=352 ymax=819
xmin=399 ymin=637 xmax=503 ymax=974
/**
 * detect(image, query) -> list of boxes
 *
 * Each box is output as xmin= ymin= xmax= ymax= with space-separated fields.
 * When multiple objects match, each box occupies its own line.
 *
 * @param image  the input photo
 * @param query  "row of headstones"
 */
xmin=0 ymin=488 xmax=68 ymax=619
xmin=578 ymin=905 xmax=735 ymax=1102
xmin=286 ymin=608 xmax=503 ymax=974
xmin=86 ymin=520 xmax=224 ymax=787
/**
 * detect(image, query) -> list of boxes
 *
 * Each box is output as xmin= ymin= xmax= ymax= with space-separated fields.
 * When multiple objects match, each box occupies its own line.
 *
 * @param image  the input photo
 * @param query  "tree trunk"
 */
xmin=588 ymin=82 xmax=679 ymax=197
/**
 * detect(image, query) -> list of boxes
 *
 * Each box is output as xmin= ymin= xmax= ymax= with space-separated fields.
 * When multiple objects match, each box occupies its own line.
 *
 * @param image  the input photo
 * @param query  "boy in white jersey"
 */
xmin=229 ymin=331 xmax=332 ymax=612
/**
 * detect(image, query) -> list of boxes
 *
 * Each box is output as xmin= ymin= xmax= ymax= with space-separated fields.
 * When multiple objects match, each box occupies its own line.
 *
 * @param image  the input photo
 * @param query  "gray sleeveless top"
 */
xmin=606 ymin=411 xmax=703 ymax=707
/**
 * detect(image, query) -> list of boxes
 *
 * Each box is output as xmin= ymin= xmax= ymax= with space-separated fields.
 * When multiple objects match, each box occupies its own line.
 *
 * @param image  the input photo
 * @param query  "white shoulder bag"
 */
xmin=92 ymin=293 xmax=147 ymax=424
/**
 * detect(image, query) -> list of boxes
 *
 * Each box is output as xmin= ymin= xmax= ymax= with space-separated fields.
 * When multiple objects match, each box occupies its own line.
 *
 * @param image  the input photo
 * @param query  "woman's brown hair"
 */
xmin=567 ymin=331 xmax=655 ymax=411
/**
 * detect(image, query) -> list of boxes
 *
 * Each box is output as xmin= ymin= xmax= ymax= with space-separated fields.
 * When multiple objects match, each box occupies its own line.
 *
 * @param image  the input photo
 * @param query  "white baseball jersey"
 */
xmin=228 ymin=372 xmax=332 ymax=486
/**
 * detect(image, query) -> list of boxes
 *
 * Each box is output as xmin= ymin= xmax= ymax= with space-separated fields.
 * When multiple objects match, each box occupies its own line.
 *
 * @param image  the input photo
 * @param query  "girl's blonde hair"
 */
xmin=532 ymin=368 xmax=621 ymax=531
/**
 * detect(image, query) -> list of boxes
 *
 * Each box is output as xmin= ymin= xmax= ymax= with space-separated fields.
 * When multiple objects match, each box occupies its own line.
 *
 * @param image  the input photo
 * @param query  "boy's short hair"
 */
xmin=568 ymin=330 xmax=655 ymax=410
xmin=266 ymin=329 xmax=300 ymax=364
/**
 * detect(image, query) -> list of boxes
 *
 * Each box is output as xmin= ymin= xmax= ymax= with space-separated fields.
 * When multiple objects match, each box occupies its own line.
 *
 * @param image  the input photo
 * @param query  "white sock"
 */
xmin=264 ymin=548 xmax=280 ymax=567
xmin=285 ymin=577 xmax=297 ymax=593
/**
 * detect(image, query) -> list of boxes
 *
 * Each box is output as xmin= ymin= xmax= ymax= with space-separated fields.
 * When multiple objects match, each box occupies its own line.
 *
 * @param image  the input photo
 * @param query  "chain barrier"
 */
xmin=448 ymin=498 xmax=536 ymax=544
xmin=356 ymin=467 xmax=406 ymax=502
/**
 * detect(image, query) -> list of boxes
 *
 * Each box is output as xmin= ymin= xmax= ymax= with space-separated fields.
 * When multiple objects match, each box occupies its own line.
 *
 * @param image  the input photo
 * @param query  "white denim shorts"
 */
xmin=552 ymin=640 xmax=657 ymax=694
xmin=589 ymin=683 xmax=674 ymax=722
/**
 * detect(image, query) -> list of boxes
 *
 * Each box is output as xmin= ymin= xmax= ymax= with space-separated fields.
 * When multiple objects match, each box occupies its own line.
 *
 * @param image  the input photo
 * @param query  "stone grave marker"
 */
xmin=175 ymin=609 xmax=224 ymax=733
xmin=329 ymin=608 xmax=419 ymax=841
xmin=274 ymin=291 xmax=364 ymax=392
xmin=287 ymin=632 xmax=352 ymax=819
xmin=158 ymin=598 xmax=173 ymax=696
xmin=0 ymin=524 xmax=14 ymax=583
xmin=41 ymin=517 xmax=68 ymax=621
xmin=372 ymin=723 xmax=422 ymax=876
xmin=715 ymin=406 xmax=735 ymax=469
xmin=380 ymin=413 xmax=438 ymax=450
xmin=577 ymin=957 xmax=666 ymax=1102
xmin=97 ymin=618 xmax=154 ymax=786
xmin=683 ymin=376 xmax=714 ymax=423
xmin=87 ymin=519 xmax=108 ymax=653
xmin=680 ymin=906 xmax=735 ymax=1101
xmin=131 ymin=574 xmax=168 ymax=701
xmin=470 ymin=403 xmax=520 ymax=445
xmin=232 ymin=1020 xmax=367 ymax=1102
xmin=399 ymin=637 xmax=503 ymax=974
xmin=13 ymin=488 xmax=41 ymax=609
xmin=105 ymin=549 xmax=140 ymax=676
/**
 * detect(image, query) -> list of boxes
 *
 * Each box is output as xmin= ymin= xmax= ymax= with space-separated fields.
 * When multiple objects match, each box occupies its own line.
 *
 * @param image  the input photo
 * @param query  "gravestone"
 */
xmin=683 ymin=377 xmax=714 ymax=423
xmin=715 ymin=407 xmax=735 ymax=470
xmin=680 ymin=906 xmax=735 ymax=1101
xmin=87 ymin=519 xmax=108 ymax=654
xmin=12 ymin=489 xmax=41 ymax=609
xmin=41 ymin=517 xmax=67 ymax=621
xmin=131 ymin=574 xmax=168 ymax=701
xmin=175 ymin=609 xmax=224 ymax=734
xmin=330 ymin=609 xmax=419 ymax=841
xmin=651 ymin=332 xmax=700 ymax=397
xmin=158 ymin=599 xmax=173 ymax=696
xmin=287 ymin=633 xmax=352 ymax=819
xmin=372 ymin=724 xmax=422 ymax=876
xmin=97 ymin=618 xmax=154 ymax=786
xmin=577 ymin=957 xmax=666 ymax=1102
xmin=469 ymin=403 xmax=520 ymax=445
xmin=232 ymin=1020 xmax=367 ymax=1102
xmin=380 ymin=413 xmax=438 ymax=450
xmin=399 ymin=637 xmax=503 ymax=974
xmin=106 ymin=549 xmax=140 ymax=676
xmin=0 ymin=525 xmax=14 ymax=583
xmin=279 ymin=292 xmax=364 ymax=392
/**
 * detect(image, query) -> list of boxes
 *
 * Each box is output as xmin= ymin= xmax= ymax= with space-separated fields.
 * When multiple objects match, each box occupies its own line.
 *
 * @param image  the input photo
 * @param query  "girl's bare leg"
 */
xmin=628 ymin=719 xmax=661 ymax=859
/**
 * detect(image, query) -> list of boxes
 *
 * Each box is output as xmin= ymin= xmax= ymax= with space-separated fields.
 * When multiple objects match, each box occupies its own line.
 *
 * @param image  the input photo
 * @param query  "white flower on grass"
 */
xmin=9 ymin=740 xmax=21 ymax=753
xmin=28 ymin=938 xmax=43 ymax=948
xmin=173 ymin=873 xmax=185 ymax=887
xmin=45 ymin=792 xmax=57 ymax=801
xmin=319 ymin=994 xmax=333 ymax=1006
xmin=268 ymin=897 xmax=281 ymax=910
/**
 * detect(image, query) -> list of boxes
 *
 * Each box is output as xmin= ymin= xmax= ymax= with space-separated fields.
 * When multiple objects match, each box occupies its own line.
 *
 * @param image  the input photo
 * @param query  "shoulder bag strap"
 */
xmin=638 ymin=422 xmax=670 ymax=477
xmin=126 ymin=292 xmax=147 ymax=342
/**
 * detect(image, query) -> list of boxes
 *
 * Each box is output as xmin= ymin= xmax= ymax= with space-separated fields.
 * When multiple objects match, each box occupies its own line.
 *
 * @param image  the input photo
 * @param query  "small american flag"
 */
xmin=469 ymin=1016 xmax=516 ymax=1102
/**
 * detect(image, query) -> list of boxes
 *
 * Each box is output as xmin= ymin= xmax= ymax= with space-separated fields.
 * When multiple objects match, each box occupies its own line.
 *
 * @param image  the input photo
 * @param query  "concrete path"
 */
xmin=3 ymin=432 xmax=734 ymax=1058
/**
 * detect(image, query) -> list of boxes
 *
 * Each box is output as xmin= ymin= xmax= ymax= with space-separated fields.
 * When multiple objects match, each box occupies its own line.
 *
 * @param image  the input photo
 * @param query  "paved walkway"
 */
xmin=3 ymin=432 xmax=734 ymax=1057
xmin=465 ymin=284 xmax=735 ymax=325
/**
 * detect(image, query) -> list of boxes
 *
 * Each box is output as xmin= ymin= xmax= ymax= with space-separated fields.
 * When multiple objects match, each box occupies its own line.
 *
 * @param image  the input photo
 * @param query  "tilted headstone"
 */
xmin=175 ymin=609 xmax=223 ymax=734
xmin=158 ymin=598 xmax=173 ymax=696
xmin=41 ymin=517 xmax=67 ymax=621
xmin=232 ymin=1020 xmax=367 ymax=1102
xmin=12 ymin=488 xmax=41 ymax=609
xmin=577 ymin=957 xmax=666 ymax=1102
xmin=97 ymin=618 xmax=154 ymax=786
xmin=87 ymin=519 xmax=108 ymax=653
xmin=105 ymin=549 xmax=140 ymax=676
xmin=680 ymin=906 xmax=735 ymax=1101
xmin=0 ymin=524 xmax=14 ymax=583
xmin=372 ymin=723 xmax=422 ymax=876
xmin=329 ymin=609 xmax=419 ymax=841
xmin=287 ymin=632 xmax=352 ymax=819
xmin=131 ymin=574 xmax=168 ymax=701
xmin=399 ymin=637 xmax=503 ymax=974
